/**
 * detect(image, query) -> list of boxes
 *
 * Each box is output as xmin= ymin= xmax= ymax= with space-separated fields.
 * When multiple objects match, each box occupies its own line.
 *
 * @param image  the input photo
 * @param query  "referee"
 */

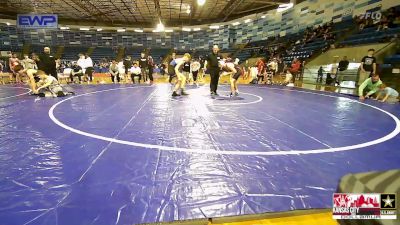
xmin=206 ymin=45 xmax=222 ymax=95
xmin=36 ymin=46 xmax=58 ymax=80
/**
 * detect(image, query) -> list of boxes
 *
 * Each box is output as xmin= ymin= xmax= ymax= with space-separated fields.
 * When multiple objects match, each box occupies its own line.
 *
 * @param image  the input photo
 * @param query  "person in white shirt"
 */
xmin=84 ymin=53 xmax=94 ymax=82
xmin=190 ymin=59 xmax=201 ymax=86
xmin=22 ymin=54 xmax=37 ymax=70
xmin=267 ymin=58 xmax=278 ymax=75
xmin=130 ymin=62 xmax=142 ymax=84
xmin=77 ymin=53 xmax=94 ymax=83
xmin=109 ymin=60 xmax=120 ymax=83
xmin=77 ymin=54 xmax=88 ymax=81
xmin=117 ymin=60 xmax=125 ymax=81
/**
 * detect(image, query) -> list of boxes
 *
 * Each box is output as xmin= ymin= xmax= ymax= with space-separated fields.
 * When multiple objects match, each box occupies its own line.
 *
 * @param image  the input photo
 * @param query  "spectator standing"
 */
xmin=359 ymin=49 xmax=376 ymax=85
xmin=21 ymin=54 xmax=37 ymax=70
xmin=337 ymin=56 xmax=349 ymax=86
xmin=168 ymin=52 xmax=177 ymax=83
xmin=317 ymin=66 xmax=324 ymax=83
xmin=123 ymin=56 xmax=132 ymax=83
xmin=139 ymin=52 xmax=148 ymax=82
xmin=84 ymin=53 xmax=94 ymax=83
xmin=147 ymin=55 xmax=155 ymax=84
xmin=288 ymin=58 xmax=301 ymax=86
xmin=9 ymin=53 xmax=21 ymax=82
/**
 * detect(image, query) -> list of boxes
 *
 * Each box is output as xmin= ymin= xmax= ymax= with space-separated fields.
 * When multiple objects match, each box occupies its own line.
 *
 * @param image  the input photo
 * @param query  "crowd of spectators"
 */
xmin=354 ymin=7 xmax=400 ymax=31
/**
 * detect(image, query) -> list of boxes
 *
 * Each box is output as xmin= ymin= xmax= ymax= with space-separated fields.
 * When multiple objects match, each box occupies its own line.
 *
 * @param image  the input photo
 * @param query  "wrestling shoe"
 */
xmin=172 ymin=91 xmax=180 ymax=97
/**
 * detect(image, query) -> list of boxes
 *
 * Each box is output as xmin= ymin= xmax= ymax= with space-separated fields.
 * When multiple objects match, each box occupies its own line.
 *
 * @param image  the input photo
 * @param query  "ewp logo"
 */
xmin=359 ymin=11 xmax=382 ymax=21
xmin=17 ymin=14 xmax=58 ymax=29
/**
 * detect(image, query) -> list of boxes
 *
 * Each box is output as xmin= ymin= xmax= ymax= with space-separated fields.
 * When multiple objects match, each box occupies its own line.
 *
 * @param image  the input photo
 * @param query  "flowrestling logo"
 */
xmin=359 ymin=11 xmax=382 ymax=21
xmin=333 ymin=193 xmax=397 ymax=220
xmin=17 ymin=14 xmax=58 ymax=29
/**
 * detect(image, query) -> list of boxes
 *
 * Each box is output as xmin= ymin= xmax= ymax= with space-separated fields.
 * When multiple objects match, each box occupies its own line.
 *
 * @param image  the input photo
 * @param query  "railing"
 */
xmin=302 ymin=66 xmax=358 ymax=88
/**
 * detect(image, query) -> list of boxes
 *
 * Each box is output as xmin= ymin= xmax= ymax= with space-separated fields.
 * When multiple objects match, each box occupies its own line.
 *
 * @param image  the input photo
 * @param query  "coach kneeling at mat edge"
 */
xmin=358 ymin=74 xmax=382 ymax=101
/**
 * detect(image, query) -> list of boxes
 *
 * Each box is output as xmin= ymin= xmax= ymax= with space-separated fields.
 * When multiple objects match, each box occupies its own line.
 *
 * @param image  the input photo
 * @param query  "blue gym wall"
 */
xmin=0 ymin=0 xmax=398 ymax=51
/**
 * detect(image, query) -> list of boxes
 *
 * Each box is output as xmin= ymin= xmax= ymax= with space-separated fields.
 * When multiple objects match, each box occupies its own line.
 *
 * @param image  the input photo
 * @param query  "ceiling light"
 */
xmin=80 ymin=28 xmax=90 ymax=31
xmin=6 ymin=22 xmax=11 ymax=26
xmin=261 ymin=15 xmax=266 ymax=18
xmin=277 ymin=3 xmax=294 ymax=12
xmin=60 ymin=26 xmax=70 ymax=30
xmin=197 ymin=0 xmax=206 ymax=6
xmin=97 ymin=28 xmax=103 ymax=31
xmin=209 ymin=25 xmax=219 ymax=29
xmin=193 ymin=28 xmax=201 ymax=31
xmin=117 ymin=29 xmax=126 ymax=32
xmin=134 ymin=29 xmax=143 ymax=33
xmin=232 ymin=22 xmax=240 ymax=26
xmin=244 ymin=19 xmax=252 ymax=23
xmin=156 ymin=22 xmax=165 ymax=31
xmin=182 ymin=27 xmax=191 ymax=31
xmin=165 ymin=29 xmax=173 ymax=32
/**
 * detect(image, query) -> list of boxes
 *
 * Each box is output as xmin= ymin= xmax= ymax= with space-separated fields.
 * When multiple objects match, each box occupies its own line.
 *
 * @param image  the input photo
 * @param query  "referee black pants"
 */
xmin=209 ymin=67 xmax=220 ymax=93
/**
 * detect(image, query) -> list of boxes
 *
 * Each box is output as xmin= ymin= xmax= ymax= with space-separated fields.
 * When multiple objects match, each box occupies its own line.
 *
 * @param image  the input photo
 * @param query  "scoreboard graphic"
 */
xmin=333 ymin=193 xmax=396 ymax=219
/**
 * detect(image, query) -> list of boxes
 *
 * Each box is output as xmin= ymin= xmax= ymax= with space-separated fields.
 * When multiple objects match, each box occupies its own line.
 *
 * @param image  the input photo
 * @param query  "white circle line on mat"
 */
xmin=0 ymin=86 xmax=31 ymax=100
xmin=170 ymin=90 xmax=263 ymax=106
xmin=48 ymin=86 xmax=400 ymax=156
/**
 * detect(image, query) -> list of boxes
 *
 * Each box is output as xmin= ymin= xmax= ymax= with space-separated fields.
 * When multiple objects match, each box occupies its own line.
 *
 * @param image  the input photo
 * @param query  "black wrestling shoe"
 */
xmin=57 ymin=91 xmax=66 ymax=97
xmin=172 ymin=91 xmax=180 ymax=97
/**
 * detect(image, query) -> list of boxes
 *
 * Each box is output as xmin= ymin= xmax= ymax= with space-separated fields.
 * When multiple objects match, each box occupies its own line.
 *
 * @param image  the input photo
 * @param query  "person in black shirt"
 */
xmin=123 ymin=56 xmax=132 ymax=82
xmin=337 ymin=56 xmax=349 ymax=86
xmin=168 ymin=52 xmax=177 ymax=83
xmin=359 ymin=49 xmax=376 ymax=85
xmin=147 ymin=55 xmax=154 ymax=84
xmin=206 ymin=45 xmax=223 ymax=95
xmin=36 ymin=46 xmax=58 ymax=80
xmin=70 ymin=61 xmax=83 ymax=83
xmin=139 ymin=52 xmax=148 ymax=82
xmin=182 ymin=60 xmax=191 ymax=84
xmin=199 ymin=57 xmax=205 ymax=81
xmin=317 ymin=66 xmax=324 ymax=83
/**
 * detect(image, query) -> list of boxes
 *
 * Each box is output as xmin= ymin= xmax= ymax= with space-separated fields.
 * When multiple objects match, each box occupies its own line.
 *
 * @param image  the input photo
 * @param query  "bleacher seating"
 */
xmin=384 ymin=54 xmax=400 ymax=65
xmin=125 ymin=48 xmax=145 ymax=61
xmin=90 ymin=47 xmax=116 ymax=62
xmin=62 ymin=46 xmax=88 ymax=61
xmin=341 ymin=27 xmax=400 ymax=46
xmin=148 ymin=48 xmax=170 ymax=64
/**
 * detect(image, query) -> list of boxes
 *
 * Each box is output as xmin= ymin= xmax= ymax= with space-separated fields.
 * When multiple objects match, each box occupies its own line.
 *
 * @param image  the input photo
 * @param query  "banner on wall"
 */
xmin=17 ymin=14 xmax=58 ymax=29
